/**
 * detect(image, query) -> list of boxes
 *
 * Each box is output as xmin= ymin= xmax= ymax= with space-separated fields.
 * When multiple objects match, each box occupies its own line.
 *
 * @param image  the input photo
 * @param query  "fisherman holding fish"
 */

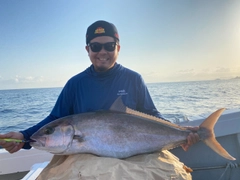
xmin=0 ymin=20 xmax=203 ymax=179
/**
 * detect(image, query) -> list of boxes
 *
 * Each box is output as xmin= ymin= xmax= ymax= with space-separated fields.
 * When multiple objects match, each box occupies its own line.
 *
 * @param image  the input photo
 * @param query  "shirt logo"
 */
xmin=117 ymin=89 xmax=128 ymax=96
xmin=95 ymin=27 xmax=105 ymax=34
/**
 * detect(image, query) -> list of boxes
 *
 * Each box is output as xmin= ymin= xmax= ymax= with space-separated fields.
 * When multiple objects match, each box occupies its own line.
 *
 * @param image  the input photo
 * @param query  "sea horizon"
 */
xmin=1 ymin=77 xmax=239 ymax=91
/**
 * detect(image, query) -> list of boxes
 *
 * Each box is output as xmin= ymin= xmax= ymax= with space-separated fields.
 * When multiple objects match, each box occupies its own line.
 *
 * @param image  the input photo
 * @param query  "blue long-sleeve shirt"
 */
xmin=21 ymin=63 xmax=165 ymax=149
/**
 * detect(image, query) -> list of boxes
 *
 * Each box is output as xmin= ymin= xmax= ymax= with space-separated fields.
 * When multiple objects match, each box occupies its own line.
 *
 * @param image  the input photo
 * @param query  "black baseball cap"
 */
xmin=86 ymin=20 xmax=119 ymax=45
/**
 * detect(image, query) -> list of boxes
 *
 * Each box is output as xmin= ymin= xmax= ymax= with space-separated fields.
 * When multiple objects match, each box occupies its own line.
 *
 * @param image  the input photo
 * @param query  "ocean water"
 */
xmin=149 ymin=79 xmax=240 ymax=122
xmin=0 ymin=79 xmax=239 ymax=134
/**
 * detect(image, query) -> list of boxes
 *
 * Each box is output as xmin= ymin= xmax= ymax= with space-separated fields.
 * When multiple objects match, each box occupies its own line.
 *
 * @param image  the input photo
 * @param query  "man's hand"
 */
xmin=181 ymin=126 xmax=199 ymax=151
xmin=0 ymin=132 xmax=25 ymax=153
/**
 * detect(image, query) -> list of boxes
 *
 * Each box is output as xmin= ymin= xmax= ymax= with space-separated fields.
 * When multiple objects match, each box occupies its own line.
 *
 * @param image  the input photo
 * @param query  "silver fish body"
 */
xmin=30 ymin=97 xmax=235 ymax=160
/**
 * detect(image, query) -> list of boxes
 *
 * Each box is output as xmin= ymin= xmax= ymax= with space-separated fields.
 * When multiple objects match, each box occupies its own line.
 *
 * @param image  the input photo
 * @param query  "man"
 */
xmin=0 ymin=20 xmax=198 ymax=154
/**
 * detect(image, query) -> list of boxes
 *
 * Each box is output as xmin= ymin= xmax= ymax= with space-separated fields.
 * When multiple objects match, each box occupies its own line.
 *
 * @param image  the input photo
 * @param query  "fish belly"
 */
xmin=69 ymin=112 xmax=188 ymax=158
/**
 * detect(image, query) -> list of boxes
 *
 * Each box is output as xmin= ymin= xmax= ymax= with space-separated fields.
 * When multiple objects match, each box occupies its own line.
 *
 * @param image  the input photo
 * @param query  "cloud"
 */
xmin=14 ymin=75 xmax=44 ymax=84
xmin=0 ymin=75 xmax=58 ymax=90
xmin=214 ymin=67 xmax=230 ymax=73
xmin=142 ymin=66 xmax=240 ymax=83
xmin=177 ymin=69 xmax=196 ymax=75
xmin=143 ymin=71 xmax=160 ymax=77
xmin=176 ymin=67 xmax=238 ymax=77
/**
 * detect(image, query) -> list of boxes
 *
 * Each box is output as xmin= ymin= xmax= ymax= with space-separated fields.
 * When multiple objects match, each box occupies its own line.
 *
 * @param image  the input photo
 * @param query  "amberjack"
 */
xmin=30 ymin=97 xmax=235 ymax=160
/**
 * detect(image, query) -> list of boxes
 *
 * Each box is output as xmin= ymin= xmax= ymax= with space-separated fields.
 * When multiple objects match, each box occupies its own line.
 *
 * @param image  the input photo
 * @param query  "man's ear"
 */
xmin=117 ymin=44 xmax=121 ymax=52
xmin=85 ymin=46 xmax=89 ymax=53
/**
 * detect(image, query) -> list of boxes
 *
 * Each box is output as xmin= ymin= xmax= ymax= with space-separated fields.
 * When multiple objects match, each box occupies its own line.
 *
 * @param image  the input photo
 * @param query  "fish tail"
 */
xmin=199 ymin=108 xmax=236 ymax=160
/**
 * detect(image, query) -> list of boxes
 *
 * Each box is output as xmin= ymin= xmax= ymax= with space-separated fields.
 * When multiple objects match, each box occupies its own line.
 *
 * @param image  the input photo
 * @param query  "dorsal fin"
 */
xmin=110 ymin=96 xmax=127 ymax=113
xmin=110 ymin=96 xmax=186 ymax=130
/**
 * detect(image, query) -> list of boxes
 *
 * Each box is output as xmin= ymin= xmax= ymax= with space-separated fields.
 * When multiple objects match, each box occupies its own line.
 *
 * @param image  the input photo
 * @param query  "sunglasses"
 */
xmin=88 ymin=42 xmax=117 ymax=52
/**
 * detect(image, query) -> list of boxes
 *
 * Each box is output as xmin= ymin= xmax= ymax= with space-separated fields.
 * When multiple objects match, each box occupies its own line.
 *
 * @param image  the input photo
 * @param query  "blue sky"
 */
xmin=0 ymin=0 xmax=239 ymax=89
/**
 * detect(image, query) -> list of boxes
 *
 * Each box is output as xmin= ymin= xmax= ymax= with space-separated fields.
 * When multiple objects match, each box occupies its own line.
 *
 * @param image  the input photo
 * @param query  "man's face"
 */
xmin=86 ymin=36 xmax=120 ymax=72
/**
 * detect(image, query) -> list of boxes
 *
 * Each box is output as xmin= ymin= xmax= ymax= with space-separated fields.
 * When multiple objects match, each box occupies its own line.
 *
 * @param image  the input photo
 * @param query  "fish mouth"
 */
xmin=30 ymin=137 xmax=46 ymax=147
xmin=28 ymin=139 xmax=36 ymax=143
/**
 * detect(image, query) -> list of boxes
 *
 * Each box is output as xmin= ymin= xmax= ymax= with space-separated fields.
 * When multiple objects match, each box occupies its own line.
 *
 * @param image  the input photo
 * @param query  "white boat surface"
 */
xmin=0 ymin=109 xmax=239 ymax=180
xmin=0 ymin=148 xmax=52 ymax=180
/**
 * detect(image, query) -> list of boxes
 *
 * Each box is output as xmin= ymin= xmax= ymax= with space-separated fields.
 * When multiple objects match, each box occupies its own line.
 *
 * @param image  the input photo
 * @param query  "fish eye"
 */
xmin=44 ymin=127 xmax=55 ymax=135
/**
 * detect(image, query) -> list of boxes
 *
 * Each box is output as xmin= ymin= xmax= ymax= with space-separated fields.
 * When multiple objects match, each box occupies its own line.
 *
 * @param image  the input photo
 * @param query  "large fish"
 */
xmin=30 ymin=97 xmax=235 ymax=160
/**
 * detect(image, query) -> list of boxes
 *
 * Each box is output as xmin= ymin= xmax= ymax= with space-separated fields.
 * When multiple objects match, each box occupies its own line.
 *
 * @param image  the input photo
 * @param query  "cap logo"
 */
xmin=94 ymin=27 xmax=105 ymax=34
